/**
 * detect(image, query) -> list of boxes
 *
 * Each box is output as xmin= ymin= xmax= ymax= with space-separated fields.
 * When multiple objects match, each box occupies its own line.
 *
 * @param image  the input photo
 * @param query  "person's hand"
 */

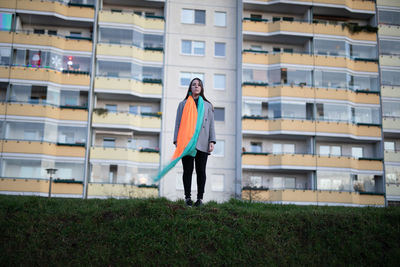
xmin=208 ymin=142 xmax=215 ymax=153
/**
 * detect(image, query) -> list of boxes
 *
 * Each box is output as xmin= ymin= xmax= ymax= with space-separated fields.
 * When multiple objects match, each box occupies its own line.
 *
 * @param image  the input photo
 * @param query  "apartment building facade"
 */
xmin=0 ymin=0 xmax=397 ymax=206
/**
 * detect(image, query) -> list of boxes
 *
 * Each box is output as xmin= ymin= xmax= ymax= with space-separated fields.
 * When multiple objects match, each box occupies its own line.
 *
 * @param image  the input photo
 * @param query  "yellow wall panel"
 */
xmin=316 ymin=121 xmax=381 ymax=137
xmin=94 ymin=77 xmax=162 ymax=96
xmin=92 ymin=112 xmax=161 ymax=130
xmin=316 ymin=156 xmax=383 ymax=171
xmin=3 ymin=140 xmax=85 ymax=157
xmin=97 ymin=44 xmax=162 ymax=62
xmin=5 ymin=103 xmax=88 ymax=121
xmin=98 ymin=11 xmax=164 ymax=30
xmin=16 ymin=0 xmax=94 ymax=19
xmin=90 ymin=147 xmax=159 ymax=163
xmin=0 ymin=178 xmax=83 ymax=195
xmin=88 ymin=183 xmax=158 ymax=198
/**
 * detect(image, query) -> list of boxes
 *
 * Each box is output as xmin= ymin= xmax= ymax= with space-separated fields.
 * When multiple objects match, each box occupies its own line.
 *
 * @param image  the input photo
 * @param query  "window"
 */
xmin=379 ymin=10 xmax=400 ymax=25
xmin=250 ymin=14 xmax=262 ymax=19
xmin=181 ymin=40 xmax=205 ymax=56
xmin=211 ymin=174 xmax=224 ymax=191
xmin=383 ymin=102 xmax=400 ymax=118
xmin=243 ymin=101 xmax=262 ymax=116
xmin=212 ymin=140 xmax=224 ymax=157
xmin=180 ymin=72 xmax=204 ymax=87
xmin=214 ymin=74 xmax=225 ymax=89
xmin=382 ymin=70 xmax=400 ymax=86
xmin=250 ymin=142 xmax=262 ymax=153
xmin=103 ymin=138 xmax=115 ymax=148
xmin=380 ymin=40 xmax=400 ymax=56
xmin=109 ymin=165 xmax=118 ymax=183
xmin=181 ymin=9 xmax=205 ymax=24
xmin=352 ymin=147 xmax=363 ymax=158
xmin=105 ymin=104 xmax=117 ymax=112
xmin=0 ymin=13 xmax=13 ymax=31
xmin=319 ymin=145 xmax=341 ymax=156
xmin=214 ymin=107 xmax=225 ymax=121
xmin=48 ymin=30 xmax=57 ymax=36
xmin=250 ymin=176 xmax=262 ymax=188
xmin=215 ymin=42 xmax=226 ymax=57
xmin=214 ymin=12 xmax=226 ymax=27
xmin=251 ymin=45 xmax=262 ymax=51
xmin=129 ymin=105 xmax=138 ymax=114
xmin=272 ymin=177 xmax=295 ymax=189
xmin=69 ymin=31 xmax=81 ymax=37
xmin=34 ymin=29 xmax=45 ymax=34
xmin=0 ymin=47 xmax=10 ymax=65
xmin=384 ymin=141 xmax=395 ymax=152
xmin=272 ymin=144 xmax=295 ymax=154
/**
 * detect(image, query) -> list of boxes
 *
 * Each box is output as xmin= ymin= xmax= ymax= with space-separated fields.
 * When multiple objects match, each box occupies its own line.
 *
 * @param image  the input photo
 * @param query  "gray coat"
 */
xmin=174 ymin=99 xmax=216 ymax=154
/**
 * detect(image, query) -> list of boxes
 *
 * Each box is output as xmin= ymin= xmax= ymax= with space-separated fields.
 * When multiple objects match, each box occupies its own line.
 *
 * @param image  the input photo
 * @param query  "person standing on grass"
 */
xmin=174 ymin=78 xmax=216 ymax=207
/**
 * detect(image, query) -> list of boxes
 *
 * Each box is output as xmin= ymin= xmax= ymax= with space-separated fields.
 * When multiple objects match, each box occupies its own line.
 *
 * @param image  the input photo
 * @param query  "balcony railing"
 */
xmin=242 ymin=116 xmax=381 ymax=126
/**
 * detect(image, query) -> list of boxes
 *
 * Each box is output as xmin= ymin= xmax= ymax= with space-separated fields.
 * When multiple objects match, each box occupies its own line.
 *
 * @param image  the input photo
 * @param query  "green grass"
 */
xmin=1 ymin=195 xmax=400 ymax=266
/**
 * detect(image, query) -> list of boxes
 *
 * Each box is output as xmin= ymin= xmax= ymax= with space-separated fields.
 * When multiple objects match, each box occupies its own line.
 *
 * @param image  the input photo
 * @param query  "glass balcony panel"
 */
xmin=99 ymin=27 xmax=133 ymax=45
xmin=350 ymin=75 xmax=379 ymax=91
xmin=314 ymin=70 xmax=347 ymax=89
xmin=317 ymin=171 xmax=352 ymax=191
xmin=243 ymin=101 xmax=262 ymax=116
xmin=55 ymin=162 xmax=84 ymax=181
xmin=58 ymin=126 xmax=86 ymax=144
xmin=378 ymin=10 xmax=400 ymax=26
xmin=383 ymin=102 xmax=400 ymax=118
xmin=63 ymin=55 xmax=90 ymax=72
xmin=60 ymin=91 xmax=80 ymax=106
xmin=281 ymin=102 xmax=306 ymax=119
xmin=2 ymin=158 xmax=45 ymax=179
xmin=46 ymin=86 xmax=60 ymax=106
xmin=354 ymin=107 xmax=380 ymax=124
xmin=143 ymin=66 xmax=162 ymax=80
xmin=0 ymin=46 xmax=11 ymax=66
xmin=382 ymin=70 xmax=400 ymax=86
xmin=351 ymin=44 xmax=377 ymax=60
xmin=286 ymin=69 xmax=312 ymax=86
xmin=97 ymin=60 xmax=131 ymax=78
xmin=317 ymin=103 xmax=350 ymax=122
xmin=314 ymin=39 xmax=346 ymax=57
xmin=380 ymin=40 xmax=400 ymax=56
xmin=5 ymin=121 xmax=44 ymax=141
xmin=8 ymin=84 xmax=31 ymax=102
xmin=353 ymin=174 xmax=376 ymax=193
xmin=13 ymin=49 xmax=26 ymax=66
xmin=144 ymin=34 xmax=163 ymax=49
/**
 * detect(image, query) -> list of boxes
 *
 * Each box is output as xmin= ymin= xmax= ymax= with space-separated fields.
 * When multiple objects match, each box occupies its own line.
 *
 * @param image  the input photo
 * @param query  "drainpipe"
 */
xmin=82 ymin=0 xmax=99 ymax=199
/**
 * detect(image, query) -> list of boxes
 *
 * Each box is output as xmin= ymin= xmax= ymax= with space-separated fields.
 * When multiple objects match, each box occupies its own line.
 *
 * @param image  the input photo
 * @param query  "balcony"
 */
xmin=241 ymin=189 xmax=384 ymax=206
xmin=242 ymin=118 xmax=381 ymax=139
xmin=242 ymin=85 xmax=380 ymax=104
xmin=243 ymin=20 xmax=377 ymax=41
xmin=1 ymin=140 xmax=85 ymax=157
xmin=0 ymin=66 xmax=90 ymax=86
xmin=94 ymin=77 xmax=162 ymax=98
xmin=98 ymin=10 xmax=164 ymax=31
xmin=383 ymin=117 xmax=400 ymax=132
xmin=384 ymin=150 xmax=400 ymax=163
xmin=92 ymin=111 xmax=161 ymax=132
xmin=12 ymin=0 xmax=94 ymax=20
xmin=90 ymin=147 xmax=159 ymax=164
xmin=0 ymin=178 xmax=83 ymax=197
xmin=96 ymin=44 xmax=163 ymax=62
xmin=242 ymin=153 xmax=383 ymax=171
xmin=87 ymin=183 xmax=158 ymax=198
xmin=244 ymin=0 xmax=375 ymax=12
xmin=381 ymin=85 xmax=400 ymax=98
xmin=0 ymin=102 xmax=87 ymax=121
xmin=378 ymin=24 xmax=400 ymax=37
xmin=243 ymin=52 xmax=378 ymax=72
xmin=379 ymin=55 xmax=400 ymax=67
xmin=0 ymin=31 xmax=92 ymax=52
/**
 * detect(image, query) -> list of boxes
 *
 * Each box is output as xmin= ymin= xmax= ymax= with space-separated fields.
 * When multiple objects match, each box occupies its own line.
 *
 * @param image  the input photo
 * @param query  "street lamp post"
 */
xmin=46 ymin=168 xmax=58 ymax=198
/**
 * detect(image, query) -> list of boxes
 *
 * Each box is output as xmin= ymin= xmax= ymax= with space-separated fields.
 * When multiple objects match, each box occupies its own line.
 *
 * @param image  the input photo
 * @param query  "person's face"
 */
xmin=191 ymin=80 xmax=201 ymax=97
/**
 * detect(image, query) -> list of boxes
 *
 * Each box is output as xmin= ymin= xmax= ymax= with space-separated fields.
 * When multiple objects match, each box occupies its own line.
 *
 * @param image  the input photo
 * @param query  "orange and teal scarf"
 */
xmin=153 ymin=95 xmax=205 ymax=182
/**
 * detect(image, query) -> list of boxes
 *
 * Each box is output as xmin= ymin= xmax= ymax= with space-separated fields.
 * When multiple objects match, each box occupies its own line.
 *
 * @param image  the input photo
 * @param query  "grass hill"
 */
xmin=1 ymin=195 xmax=400 ymax=266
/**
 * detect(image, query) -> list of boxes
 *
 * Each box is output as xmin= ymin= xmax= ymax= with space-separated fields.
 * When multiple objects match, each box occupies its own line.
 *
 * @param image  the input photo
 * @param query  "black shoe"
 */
xmin=185 ymin=198 xmax=193 ymax=207
xmin=194 ymin=199 xmax=203 ymax=207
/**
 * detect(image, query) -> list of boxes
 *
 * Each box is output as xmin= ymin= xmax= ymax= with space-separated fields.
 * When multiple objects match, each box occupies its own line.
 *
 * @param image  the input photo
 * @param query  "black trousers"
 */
xmin=182 ymin=150 xmax=208 ymax=200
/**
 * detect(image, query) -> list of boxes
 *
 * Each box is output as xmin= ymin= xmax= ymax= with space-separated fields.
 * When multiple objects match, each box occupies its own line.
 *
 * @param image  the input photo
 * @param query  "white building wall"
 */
xmin=160 ymin=0 xmax=238 ymax=202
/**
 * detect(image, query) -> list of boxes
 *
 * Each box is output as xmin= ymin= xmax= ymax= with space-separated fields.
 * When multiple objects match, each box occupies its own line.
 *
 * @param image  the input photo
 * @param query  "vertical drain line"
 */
xmin=82 ymin=0 xmax=99 ymax=199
